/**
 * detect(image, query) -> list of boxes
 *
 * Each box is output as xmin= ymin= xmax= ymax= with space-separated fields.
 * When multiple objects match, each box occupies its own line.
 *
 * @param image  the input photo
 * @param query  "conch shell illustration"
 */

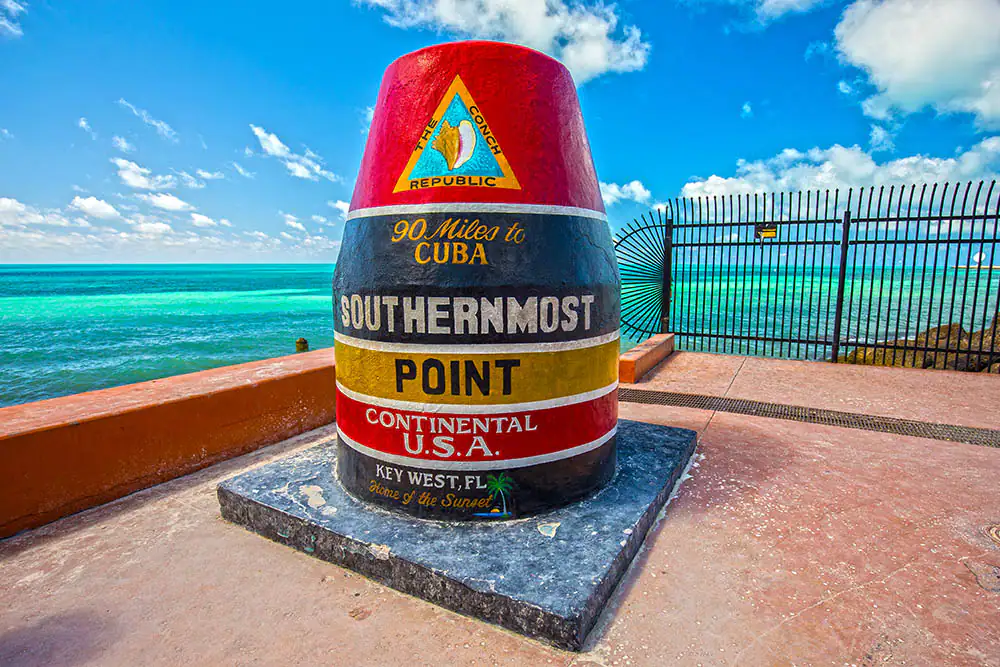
xmin=432 ymin=119 xmax=476 ymax=170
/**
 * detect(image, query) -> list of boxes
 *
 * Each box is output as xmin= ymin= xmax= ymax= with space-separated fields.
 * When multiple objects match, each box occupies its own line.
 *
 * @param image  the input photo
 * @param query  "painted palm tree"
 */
xmin=484 ymin=473 xmax=514 ymax=516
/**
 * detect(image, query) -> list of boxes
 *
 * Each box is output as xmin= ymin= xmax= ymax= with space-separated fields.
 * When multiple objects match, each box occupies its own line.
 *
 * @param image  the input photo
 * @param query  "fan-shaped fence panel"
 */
xmin=613 ymin=209 xmax=670 ymax=342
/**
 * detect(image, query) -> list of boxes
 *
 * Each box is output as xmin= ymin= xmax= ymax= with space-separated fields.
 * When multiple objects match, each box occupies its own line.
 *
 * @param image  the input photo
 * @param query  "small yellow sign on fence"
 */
xmin=755 ymin=223 xmax=777 ymax=239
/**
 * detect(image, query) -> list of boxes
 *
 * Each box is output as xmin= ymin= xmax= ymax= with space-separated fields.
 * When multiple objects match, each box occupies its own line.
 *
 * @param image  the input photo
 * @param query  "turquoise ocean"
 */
xmin=0 ymin=265 xmax=340 ymax=408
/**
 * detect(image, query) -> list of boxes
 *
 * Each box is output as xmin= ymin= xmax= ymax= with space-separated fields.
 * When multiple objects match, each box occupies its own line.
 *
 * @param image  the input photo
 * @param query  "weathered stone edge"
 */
xmin=573 ymin=426 xmax=697 ymax=644
xmin=217 ymin=484 xmax=582 ymax=649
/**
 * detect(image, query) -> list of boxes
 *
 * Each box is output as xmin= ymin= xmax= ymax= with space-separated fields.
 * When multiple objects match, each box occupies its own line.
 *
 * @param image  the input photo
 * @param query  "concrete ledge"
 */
xmin=0 ymin=349 xmax=336 ymax=538
xmin=619 ymin=333 xmax=675 ymax=383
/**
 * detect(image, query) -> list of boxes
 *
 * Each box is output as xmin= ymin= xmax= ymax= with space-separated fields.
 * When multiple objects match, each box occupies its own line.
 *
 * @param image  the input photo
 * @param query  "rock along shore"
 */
xmin=840 ymin=314 xmax=1000 ymax=373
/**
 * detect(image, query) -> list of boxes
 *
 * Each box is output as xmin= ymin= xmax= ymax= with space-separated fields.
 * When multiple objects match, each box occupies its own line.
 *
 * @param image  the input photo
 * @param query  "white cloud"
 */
xmin=78 ymin=117 xmax=97 ymax=140
xmin=283 ymin=213 xmax=306 ymax=232
xmin=683 ymin=0 xmax=827 ymax=24
xmin=835 ymin=0 xmax=1000 ymax=126
xmin=741 ymin=101 xmax=753 ymax=118
xmin=284 ymin=161 xmax=313 ymax=179
xmin=174 ymin=170 xmax=205 ymax=189
xmin=859 ymin=95 xmax=892 ymax=122
xmin=231 ymin=161 xmax=255 ymax=179
xmin=249 ymin=124 xmax=341 ymax=182
xmin=117 ymin=98 xmax=179 ymax=142
xmin=312 ymin=215 xmax=329 ymax=224
xmin=138 ymin=192 xmax=194 ymax=212
xmin=280 ymin=231 xmax=296 ymax=240
xmin=196 ymin=169 xmax=224 ymax=180
xmin=680 ymin=136 xmax=1000 ymax=199
xmin=328 ymin=199 xmax=350 ymax=219
xmin=838 ymin=80 xmax=853 ymax=95
xmin=0 ymin=128 xmax=11 ymax=140
xmin=297 ymin=234 xmax=342 ymax=252
xmin=357 ymin=0 xmax=649 ymax=83
xmin=132 ymin=220 xmax=173 ymax=235
xmin=190 ymin=213 xmax=217 ymax=227
xmin=0 ymin=229 xmax=90 ymax=256
xmin=111 ymin=158 xmax=176 ymax=190
xmin=869 ymin=124 xmax=895 ymax=153
xmin=0 ymin=196 xmax=331 ymax=261
xmin=755 ymin=0 xmax=826 ymax=20
xmin=112 ymin=136 xmax=134 ymax=153
xmin=69 ymin=196 xmax=120 ymax=220
xmin=600 ymin=180 xmax=652 ymax=206
xmin=250 ymin=125 xmax=291 ymax=158
xmin=0 ymin=0 xmax=26 ymax=38
xmin=0 ymin=197 xmax=73 ymax=227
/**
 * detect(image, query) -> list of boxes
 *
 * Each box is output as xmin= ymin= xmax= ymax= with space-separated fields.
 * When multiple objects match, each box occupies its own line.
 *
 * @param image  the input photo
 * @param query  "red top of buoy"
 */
xmin=350 ymin=41 xmax=605 ymax=214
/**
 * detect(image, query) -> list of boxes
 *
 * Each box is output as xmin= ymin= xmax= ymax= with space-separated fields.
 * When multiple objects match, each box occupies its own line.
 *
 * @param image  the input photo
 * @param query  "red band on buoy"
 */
xmin=352 ymin=41 xmax=605 ymax=213
xmin=336 ymin=389 xmax=617 ymax=467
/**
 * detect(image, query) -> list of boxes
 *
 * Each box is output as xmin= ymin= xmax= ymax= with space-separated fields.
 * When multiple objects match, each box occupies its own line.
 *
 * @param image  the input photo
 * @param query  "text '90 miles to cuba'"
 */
xmin=390 ymin=217 xmax=525 ymax=265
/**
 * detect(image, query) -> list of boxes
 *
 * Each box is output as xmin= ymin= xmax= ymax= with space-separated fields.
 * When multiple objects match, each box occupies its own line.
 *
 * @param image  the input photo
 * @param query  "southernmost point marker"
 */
xmin=333 ymin=41 xmax=620 ymax=519
xmin=219 ymin=41 xmax=697 ymax=650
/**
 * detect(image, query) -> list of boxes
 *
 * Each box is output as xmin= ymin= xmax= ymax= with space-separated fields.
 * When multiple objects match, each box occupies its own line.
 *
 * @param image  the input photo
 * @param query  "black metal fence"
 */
xmin=615 ymin=180 xmax=1000 ymax=370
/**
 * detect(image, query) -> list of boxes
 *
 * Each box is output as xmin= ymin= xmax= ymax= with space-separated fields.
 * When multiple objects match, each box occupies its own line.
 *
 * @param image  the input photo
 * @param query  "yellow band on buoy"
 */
xmin=334 ymin=338 xmax=619 ymax=405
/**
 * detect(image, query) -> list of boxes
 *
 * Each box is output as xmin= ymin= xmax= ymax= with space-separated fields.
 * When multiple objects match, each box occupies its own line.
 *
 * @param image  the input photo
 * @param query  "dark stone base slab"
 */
xmin=217 ymin=420 xmax=697 ymax=651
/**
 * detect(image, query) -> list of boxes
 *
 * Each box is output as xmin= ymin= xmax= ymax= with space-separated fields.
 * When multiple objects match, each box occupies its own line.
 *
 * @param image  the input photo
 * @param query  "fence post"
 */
xmin=830 ymin=209 xmax=852 ymax=362
xmin=660 ymin=217 xmax=673 ymax=334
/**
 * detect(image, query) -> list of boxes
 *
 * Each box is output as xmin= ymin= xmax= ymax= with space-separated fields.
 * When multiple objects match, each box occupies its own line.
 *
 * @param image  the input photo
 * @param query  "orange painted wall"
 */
xmin=619 ymin=334 xmax=675 ymax=384
xmin=0 ymin=349 xmax=336 ymax=539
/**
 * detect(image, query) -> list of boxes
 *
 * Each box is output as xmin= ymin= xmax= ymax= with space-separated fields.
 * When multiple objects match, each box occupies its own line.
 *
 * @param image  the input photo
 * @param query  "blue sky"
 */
xmin=1 ymin=0 xmax=998 ymax=262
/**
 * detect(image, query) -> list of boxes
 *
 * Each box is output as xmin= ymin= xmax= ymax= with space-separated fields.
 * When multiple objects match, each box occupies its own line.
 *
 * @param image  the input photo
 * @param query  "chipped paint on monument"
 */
xmin=537 ymin=521 xmax=560 ymax=538
xmin=299 ymin=484 xmax=326 ymax=508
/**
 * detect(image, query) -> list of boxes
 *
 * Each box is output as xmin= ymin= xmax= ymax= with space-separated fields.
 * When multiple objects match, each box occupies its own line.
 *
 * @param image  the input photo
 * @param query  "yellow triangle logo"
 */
xmin=393 ymin=75 xmax=520 ymax=193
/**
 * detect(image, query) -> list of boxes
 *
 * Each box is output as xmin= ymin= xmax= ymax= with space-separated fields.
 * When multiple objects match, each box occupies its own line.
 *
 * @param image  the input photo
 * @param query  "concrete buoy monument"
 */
xmin=333 ymin=41 xmax=620 ymax=519
xmin=219 ymin=41 xmax=696 ymax=650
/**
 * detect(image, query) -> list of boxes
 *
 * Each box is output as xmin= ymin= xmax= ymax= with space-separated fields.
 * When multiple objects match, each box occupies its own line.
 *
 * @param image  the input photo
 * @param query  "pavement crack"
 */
xmin=723 ymin=356 xmax=749 ymax=397
xmin=733 ymin=559 xmax=918 ymax=665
